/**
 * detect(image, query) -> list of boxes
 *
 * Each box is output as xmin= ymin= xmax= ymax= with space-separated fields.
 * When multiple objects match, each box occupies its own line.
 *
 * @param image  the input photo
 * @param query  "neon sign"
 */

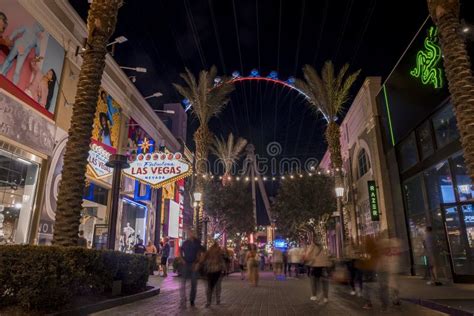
xmin=410 ymin=26 xmax=443 ymax=89
xmin=367 ymin=180 xmax=380 ymax=221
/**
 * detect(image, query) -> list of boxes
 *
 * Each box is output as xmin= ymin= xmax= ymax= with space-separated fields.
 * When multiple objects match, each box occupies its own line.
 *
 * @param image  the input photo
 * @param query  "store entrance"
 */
xmin=442 ymin=202 xmax=474 ymax=283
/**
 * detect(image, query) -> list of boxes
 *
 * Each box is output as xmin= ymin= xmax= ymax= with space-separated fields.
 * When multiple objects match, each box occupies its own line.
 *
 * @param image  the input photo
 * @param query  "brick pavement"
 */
xmin=93 ymin=272 xmax=445 ymax=316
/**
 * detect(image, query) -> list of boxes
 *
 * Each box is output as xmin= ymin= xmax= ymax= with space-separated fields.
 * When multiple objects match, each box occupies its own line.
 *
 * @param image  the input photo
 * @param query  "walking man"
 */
xmin=180 ymin=232 xmax=203 ymax=307
xmin=161 ymin=237 xmax=170 ymax=277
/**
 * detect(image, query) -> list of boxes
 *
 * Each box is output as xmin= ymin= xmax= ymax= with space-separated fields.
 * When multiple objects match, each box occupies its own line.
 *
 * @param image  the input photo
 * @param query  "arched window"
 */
xmin=357 ymin=148 xmax=370 ymax=178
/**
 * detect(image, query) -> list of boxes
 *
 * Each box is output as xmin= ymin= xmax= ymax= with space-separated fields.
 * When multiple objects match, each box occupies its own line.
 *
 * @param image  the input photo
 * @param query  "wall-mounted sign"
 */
xmin=410 ymin=26 xmax=443 ymax=89
xmin=123 ymin=152 xmax=192 ymax=188
xmin=87 ymin=140 xmax=114 ymax=179
xmin=367 ymin=180 xmax=380 ymax=221
xmin=0 ymin=88 xmax=55 ymax=155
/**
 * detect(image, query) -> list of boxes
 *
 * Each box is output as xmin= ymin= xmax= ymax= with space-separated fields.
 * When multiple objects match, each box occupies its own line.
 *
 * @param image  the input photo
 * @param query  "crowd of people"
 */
xmin=129 ymin=227 xmax=441 ymax=311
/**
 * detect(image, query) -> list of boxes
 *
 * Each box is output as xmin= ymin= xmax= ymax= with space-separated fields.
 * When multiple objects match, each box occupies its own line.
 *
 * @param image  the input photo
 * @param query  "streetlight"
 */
xmin=107 ymin=36 xmax=128 ymax=46
xmin=193 ymin=192 xmax=202 ymax=203
xmin=144 ymin=92 xmax=163 ymax=99
xmin=335 ymin=185 xmax=345 ymax=259
xmin=154 ymin=110 xmax=175 ymax=114
xmin=120 ymin=66 xmax=147 ymax=73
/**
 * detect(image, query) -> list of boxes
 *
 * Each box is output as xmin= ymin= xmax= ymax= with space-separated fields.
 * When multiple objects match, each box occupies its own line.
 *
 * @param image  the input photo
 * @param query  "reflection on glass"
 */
xmin=398 ymin=133 xmax=418 ymax=171
xmin=120 ymin=199 xmax=147 ymax=253
xmin=417 ymin=121 xmax=434 ymax=160
xmin=424 ymin=160 xmax=455 ymax=210
xmin=404 ymin=175 xmax=426 ymax=215
xmin=452 ymin=153 xmax=473 ymax=202
xmin=408 ymin=213 xmax=427 ymax=269
xmin=0 ymin=150 xmax=39 ymax=244
xmin=432 ymin=105 xmax=459 ymax=149
xmin=445 ymin=205 xmax=474 ymax=275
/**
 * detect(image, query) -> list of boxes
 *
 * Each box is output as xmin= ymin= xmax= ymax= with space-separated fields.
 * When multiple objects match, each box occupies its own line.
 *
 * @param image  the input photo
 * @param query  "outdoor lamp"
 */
xmin=193 ymin=192 xmax=202 ymax=202
xmin=335 ymin=187 xmax=344 ymax=198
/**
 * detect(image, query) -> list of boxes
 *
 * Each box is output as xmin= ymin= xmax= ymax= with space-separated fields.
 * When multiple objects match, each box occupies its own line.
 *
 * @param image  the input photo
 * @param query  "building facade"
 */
xmin=378 ymin=19 xmax=474 ymax=282
xmin=0 ymin=0 xmax=191 ymax=252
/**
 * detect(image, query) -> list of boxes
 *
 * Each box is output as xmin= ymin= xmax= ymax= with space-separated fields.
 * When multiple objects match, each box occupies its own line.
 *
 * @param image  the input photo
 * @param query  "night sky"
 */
xmin=69 ymin=0 xmax=474 ymax=225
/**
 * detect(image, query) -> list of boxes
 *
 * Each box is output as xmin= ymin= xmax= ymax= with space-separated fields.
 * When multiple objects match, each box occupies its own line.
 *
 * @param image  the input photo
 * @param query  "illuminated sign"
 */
xmin=87 ymin=140 xmax=114 ymax=179
xmin=410 ymin=26 xmax=443 ymax=89
xmin=367 ymin=180 xmax=380 ymax=221
xmin=123 ymin=152 xmax=192 ymax=188
xmin=274 ymin=239 xmax=288 ymax=249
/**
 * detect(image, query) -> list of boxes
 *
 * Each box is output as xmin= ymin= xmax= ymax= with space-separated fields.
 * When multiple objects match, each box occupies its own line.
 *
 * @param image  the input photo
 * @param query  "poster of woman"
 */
xmin=91 ymin=88 xmax=121 ymax=150
xmin=0 ymin=2 xmax=64 ymax=115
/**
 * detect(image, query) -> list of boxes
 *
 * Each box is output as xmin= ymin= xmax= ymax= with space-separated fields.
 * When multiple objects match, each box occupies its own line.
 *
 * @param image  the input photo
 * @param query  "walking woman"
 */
xmin=203 ymin=242 xmax=225 ymax=307
xmin=304 ymin=239 xmax=331 ymax=304
xmin=246 ymin=244 xmax=259 ymax=286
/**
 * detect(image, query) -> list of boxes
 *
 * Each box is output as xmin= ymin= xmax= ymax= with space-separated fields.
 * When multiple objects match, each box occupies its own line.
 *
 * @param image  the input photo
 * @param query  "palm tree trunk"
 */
xmin=193 ymin=125 xmax=212 ymax=241
xmin=53 ymin=0 xmax=122 ymax=247
xmin=428 ymin=0 xmax=474 ymax=182
xmin=325 ymin=121 xmax=350 ymax=241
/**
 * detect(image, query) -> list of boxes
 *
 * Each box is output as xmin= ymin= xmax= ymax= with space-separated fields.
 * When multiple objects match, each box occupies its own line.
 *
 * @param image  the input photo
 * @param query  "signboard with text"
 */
xmin=367 ymin=180 xmax=380 ymax=221
xmin=123 ymin=152 xmax=192 ymax=188
xmin=87 ymin=140 xmax=115 ymax=179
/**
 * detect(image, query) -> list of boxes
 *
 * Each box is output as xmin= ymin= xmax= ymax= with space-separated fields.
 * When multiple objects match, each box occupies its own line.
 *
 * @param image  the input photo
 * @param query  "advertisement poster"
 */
xmin=0 ymin=1 xmax=65 ymax=115
xmin=87 ymin=89 xmax=121 ymax=179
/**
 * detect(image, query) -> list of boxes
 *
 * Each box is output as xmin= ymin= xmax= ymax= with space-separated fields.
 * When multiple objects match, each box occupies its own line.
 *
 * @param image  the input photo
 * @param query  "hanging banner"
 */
xmin=123 ymin=152 xmax=192 ymax=188
xmin=367 ymin=180 xmax=380 ymax=221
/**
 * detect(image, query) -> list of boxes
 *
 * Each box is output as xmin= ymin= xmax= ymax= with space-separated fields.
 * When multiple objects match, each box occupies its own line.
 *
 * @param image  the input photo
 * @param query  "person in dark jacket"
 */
xmin=161 ymin=237 xmax=170 ymax=277
xmin=180 ymin=232 xmax=204 ymax=307
xmin=134 ymin=239 xmax=146 ymax=254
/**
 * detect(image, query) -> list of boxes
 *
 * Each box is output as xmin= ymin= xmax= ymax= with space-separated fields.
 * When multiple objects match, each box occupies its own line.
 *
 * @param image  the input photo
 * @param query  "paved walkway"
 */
xmin=93 ymin=272 xmax=446 ymax=316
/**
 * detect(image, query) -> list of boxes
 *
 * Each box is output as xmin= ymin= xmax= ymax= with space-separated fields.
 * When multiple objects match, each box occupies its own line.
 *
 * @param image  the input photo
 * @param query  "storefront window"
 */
xmin=81 ymin=182 xmax=109 ymax=248
xmin=398 ymin=133 xmax=418 ymax=171
xmin=0 ymin=149 xmax=39 ymax=244
xmin=432 ymin=105 xmax=459 ymax=149
xmin=424 ymin=160 xmax=455 ymax=210
xmin=120 ymin=198 xmax=147 ymax=253
xmin=357 ymin=149 xmax=370 ymax=178
xmin=417 ymin=121 xmax=434 ymax=160
xmin=452 ymin=153 xmax=473 ymax=202
xmin=404 ymin=174 xmax=426 ymax=215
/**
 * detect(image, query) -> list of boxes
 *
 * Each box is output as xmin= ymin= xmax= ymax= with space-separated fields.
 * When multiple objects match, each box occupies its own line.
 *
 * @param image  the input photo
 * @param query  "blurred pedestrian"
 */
xmin=272 ymin=247 xmax=284 ymax=279
xmin=283 ymin=250 xmax=289 ymax=276
xmin=145 ymin=240 xmax=158 ymax=274
xmin=134 ymin=238 xmax=146 ymax=254
xmin=246 ymin=244 xmax=259 ymax=286
xmin=304 ymin=239 xmax=330 ymax=304
xmin=146 ymin=240 xmax=157 ymax=254
xmin=202 ymin=242 xmax=226 ymax=307
xmin=345 ymin=242 xmax=363 ymax=296
xmin=259 ymin=252 xmax=266 ymax=271
xmin=357 ymin=235 xmax=380 ymax=310
xmin=77 ymin=230 xmax=88 ymax=248
xmin=238 ymin=248 xmax=247 ymax=280
xmin=161 ymin=237 xmax=170 ymax=277
xmin=288 ymin=246 xmax=303 ymax=277
xmin=423 ymin=226 xmax=442 ymax=286
xmin=377 ymin=231 xmax=403 ymax=308
xmin=180 ymin=232 xmax=204 ymax=307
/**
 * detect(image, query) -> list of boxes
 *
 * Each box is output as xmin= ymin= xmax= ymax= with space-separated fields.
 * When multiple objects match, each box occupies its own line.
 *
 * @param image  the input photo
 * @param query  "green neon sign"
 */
xmin=410 ymin=26 xmax=443 ymax=89
xmin=382 ymin=85 xmax=395 ymax=146
xmin=367 ymin=180 xmax=380 ymax=221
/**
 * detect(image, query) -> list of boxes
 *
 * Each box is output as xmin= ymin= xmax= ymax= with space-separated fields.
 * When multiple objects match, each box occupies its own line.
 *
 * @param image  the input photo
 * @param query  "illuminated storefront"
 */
xmin=378 ymin=21 xmax=474 ymax=282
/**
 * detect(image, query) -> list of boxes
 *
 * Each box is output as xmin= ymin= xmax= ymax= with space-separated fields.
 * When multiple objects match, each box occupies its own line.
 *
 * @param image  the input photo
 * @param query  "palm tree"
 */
xmin=427 ymin=0 xmax=474 ymax=182
xmin=211 ymin=133 xmax=247 ymax=185
xmin=296 ymin=61 xmax=360 ymax=242
xmin=173 ymin=66 xmax=235 ymax=240
xmin=53 ymin=0 xmax=122 ymax=247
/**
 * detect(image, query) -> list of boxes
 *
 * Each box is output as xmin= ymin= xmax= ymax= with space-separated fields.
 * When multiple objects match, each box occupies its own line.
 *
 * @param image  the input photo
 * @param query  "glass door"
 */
xmin=442 ymin=203 xmax=474 ymax=282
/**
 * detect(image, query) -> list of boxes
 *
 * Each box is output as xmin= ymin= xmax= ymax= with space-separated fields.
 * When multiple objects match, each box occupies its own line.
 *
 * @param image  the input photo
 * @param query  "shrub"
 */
xmin=0 ymin=245 xmax=149 ymax=311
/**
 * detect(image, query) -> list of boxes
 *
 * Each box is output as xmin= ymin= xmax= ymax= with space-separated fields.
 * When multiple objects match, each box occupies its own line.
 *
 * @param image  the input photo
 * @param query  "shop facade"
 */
xmin=377 ymin=20 xmax=474 ymax=282
xmin=318 ymin=77 xmax=396 ymax=247
xmin=0 ymin=1 xmax=186 ymax=248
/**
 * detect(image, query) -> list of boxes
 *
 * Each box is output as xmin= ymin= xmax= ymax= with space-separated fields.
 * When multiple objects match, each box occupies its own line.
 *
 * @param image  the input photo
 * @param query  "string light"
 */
xmin=281 ymin=176 xmax=285 ymax=180
xmin=236 ymin=177 xmax=241 ymax=181
xmin=245 ymin=177 xmax=250 ymax=181
xmin=272 ymin=177 xmax=276 ymax=181
xmin=299 ymin=174 xmax=303 ymax=178
xmin=219 ymin=176 xmax=223 ymax=180
xmin=263 ymin=177 xmax=267 ymax=181
xmin=254 ymin=177 xmax=258 ymax=181
xmin=290 ymin=175 xmax=294 ymax=179
xmin=227 ymin=176 xmax=232 ymax=181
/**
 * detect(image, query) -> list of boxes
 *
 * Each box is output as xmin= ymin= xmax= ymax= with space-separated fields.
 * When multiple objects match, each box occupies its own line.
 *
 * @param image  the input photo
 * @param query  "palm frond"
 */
xmin=211 ymin=133 xmax=247 ymax=174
